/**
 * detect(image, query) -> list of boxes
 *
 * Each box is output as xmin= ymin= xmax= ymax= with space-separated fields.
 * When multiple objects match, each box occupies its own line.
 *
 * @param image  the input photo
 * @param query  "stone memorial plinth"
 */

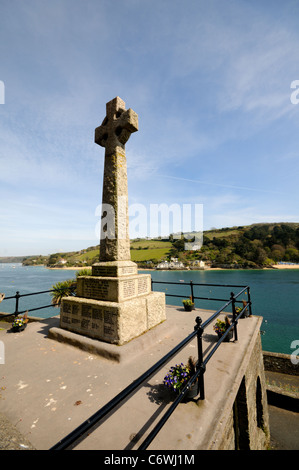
xmin=60 ymin=97 xmax=165 ymax=345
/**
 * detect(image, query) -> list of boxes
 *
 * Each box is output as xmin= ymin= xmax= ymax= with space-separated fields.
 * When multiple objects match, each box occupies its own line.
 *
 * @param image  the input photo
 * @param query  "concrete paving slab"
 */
xmin=0 ymin=305 xmax=262 ymax=450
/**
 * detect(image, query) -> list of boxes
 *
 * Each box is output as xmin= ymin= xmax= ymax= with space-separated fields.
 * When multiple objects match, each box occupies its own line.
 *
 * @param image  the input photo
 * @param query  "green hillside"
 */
xmin=21 ymin=222 xmax=299 ymax=269
xmin=162 ymin=222 xmax=299 ymax=269
xmin=197 ymin=222 xmax=299 ymax=268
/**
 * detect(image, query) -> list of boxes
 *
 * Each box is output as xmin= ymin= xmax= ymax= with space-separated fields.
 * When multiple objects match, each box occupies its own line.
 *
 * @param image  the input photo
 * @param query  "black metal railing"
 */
xmin=151 ymin=279 xmax=253 ymax=315
xmin=0 ymin=286 xmax=76 ymax=321
xmin=50 ymin=282 xmax=252 ymax=450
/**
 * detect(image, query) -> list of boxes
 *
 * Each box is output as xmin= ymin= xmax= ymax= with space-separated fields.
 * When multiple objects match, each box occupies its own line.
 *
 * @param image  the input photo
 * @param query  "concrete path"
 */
xmin=0 ymin=307 xmax=296 ymax=450
xmin=268 ymin=405 xmax=299 ymax=450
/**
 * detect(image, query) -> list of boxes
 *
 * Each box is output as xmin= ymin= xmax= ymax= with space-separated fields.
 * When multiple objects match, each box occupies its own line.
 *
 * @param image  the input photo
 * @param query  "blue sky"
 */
xmin=0 ymin=0 xmax=299 ymax=256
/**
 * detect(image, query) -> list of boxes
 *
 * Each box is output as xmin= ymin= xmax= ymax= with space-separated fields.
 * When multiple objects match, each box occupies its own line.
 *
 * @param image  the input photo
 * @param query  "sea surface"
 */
xmin=0 ymin=263 xmax=298 ymax=355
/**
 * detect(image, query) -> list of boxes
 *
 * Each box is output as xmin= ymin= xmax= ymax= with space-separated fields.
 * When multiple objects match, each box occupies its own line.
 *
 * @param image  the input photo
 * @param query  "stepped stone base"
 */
xmin=60 ymin=291 xmax=166 ymax=346
xmin=60 ymin=260 xmax=166 ymax=345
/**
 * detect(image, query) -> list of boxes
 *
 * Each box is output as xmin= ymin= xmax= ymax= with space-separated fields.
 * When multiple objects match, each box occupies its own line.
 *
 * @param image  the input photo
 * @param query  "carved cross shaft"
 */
xmin=95 ymin=97 xmax=138 ymax=262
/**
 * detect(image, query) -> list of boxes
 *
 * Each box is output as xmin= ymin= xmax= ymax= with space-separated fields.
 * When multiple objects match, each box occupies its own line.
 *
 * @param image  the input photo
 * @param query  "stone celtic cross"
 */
xmin=60 ymin=98 xmax=165 ymax=345
xmin=95 ymin=97 xmax=138 ymax=262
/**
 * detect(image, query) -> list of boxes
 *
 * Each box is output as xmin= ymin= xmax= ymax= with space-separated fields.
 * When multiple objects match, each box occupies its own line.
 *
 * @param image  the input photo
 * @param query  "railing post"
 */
xmin=14 ymin=291 xmax=20 ymax=317
xmin=190 ymin=280 xmax=194 ymax=303
xmin=195 ymin=316 xmax=205 ymax=400
xmin=247 ymin=286 xmax=253 ymax=316
xmin=230 ymin=292 xmax=238 ymax=342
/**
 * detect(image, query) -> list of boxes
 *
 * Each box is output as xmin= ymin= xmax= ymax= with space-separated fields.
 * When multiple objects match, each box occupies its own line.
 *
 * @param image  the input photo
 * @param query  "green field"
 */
xmin=130 ymin=248 xmax=170 ymax=261
xmin=76 ymin=249 xmax=99 ymax=262
xmin=130 ymin=239 xmax=171 ymax=261
xmin=130 ymin=239 xmax=172 ymax=249
xmin=204 ymin=228 xmax=241 ymax=239
xmin=75 ymin=240 xmax=172 ymax=263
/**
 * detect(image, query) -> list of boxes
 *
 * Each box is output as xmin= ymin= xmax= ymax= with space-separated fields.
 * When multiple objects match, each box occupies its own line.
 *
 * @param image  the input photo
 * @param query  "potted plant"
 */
xmin=182 ymin=297 xmax=194 ymax=311
xmin=163 ymin=356 xmax=198 ymax=401
xmin=213 ymin=316 xmax=233 ymax=342
xmin=11 ymin=312 xmax=28 ymax=332
xmin=236 ymin=300 xmax=249 ymax=318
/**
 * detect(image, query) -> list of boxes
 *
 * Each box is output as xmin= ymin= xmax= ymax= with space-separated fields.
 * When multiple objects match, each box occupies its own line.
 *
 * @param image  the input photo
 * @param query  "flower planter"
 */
xmin=182 ymin=383 xmax=198 ymax=402
xmin=163 ymin=357 xmax=198 ymax=402
xmin=12 ymin=324 xmax=26 ymax=333
xmin=11 ymin=316 xmax=28 ymax=332
xmin=183 ymin=304 xmax=194 ymax=312
xmin=240 ymin=309 xmax=249 ymax=318
xmin=217 ymin=329 xmax=233 ymax=342
xmin=236 ymin=301 xmax=249 ymax=318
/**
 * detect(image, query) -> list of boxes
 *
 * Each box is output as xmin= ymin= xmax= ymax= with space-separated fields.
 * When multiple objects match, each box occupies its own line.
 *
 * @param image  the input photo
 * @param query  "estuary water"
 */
xmin=0 ymin=263 xmax=298 ymax=355
xmin=0 ymin=263 xmax=79 ymax=321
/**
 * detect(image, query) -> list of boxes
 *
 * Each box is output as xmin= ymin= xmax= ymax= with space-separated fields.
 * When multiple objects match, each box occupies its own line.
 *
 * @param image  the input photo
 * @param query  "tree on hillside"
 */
xmin=271 ymin=244 xmax=285 ymax=262
xmin=48 ymin=254 xmax=60 ymax=266
xmin=285 ymin=247 xmax=299 ymax=262
xmin=244 ymin=224 xmax=270 ymax=242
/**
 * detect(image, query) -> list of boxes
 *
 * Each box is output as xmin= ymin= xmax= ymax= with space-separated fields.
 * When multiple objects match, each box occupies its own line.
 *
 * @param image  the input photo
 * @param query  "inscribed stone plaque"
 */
xmin=76 ymin=276 xmax=113 ymax=301
xmin=121 ymin=266 xmax=136 ymax=275
xmin=83 ymin=278 xmax=109 ymax=300
xmin=92 ymin=265 xmax=118 ymax=277
xmin=122 ymin=279 xmax=136 ymax=299
xmin=92 ymin=261 xmax=138 ymax=277
xmin=138 ymin=277 xmax=148 ymax=295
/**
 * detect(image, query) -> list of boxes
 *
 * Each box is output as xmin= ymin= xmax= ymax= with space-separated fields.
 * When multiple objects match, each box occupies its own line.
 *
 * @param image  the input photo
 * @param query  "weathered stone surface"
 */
xmin=208 ymin=324 xmax=270 ymax=451
xmin=146 ymin=291 xmax=167 ymax=330
xmin=95 ymin=97 xmax=138 ymax=262
xmin=60 ymin=291 xmax=165 ymax=345
xmin=76 ymin=274 xmax=151 ymax=302
xmin=263 ymin=351 xmax=299 ymax=376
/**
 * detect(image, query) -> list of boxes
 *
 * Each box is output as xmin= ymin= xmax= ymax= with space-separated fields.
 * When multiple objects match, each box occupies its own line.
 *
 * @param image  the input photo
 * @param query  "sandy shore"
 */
xmin=46 ymin=266 xmax=91 ymax=270
xmin=272 ymin=264 xmax=299 ymax=269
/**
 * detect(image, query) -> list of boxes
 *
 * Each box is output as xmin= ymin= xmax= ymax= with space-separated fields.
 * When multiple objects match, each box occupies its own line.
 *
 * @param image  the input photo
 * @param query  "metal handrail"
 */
xmin=0 ymin=280 xmax=252 ymax=320
xmin=50 ymin=322 xmax=201 ymax=450
xmin=151 ymin=279 xmax=252 ymax=315
xmin=0 ymin=286 xmax=76 ymax=320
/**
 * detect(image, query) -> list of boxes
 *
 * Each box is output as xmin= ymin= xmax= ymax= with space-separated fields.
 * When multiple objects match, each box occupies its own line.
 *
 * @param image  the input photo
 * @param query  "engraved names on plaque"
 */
xmin=138 ymin=277 xmax=148 ymax=295
xmin=122 ymin=279 xmax=136 ymax=299
xmin=121 ymin=266 xmax=136 ymax=275
xmin=92 ymin=265 xmax=118 ymax=277
xmin=81 ymin=278 xmax=110 ymax=300
xmin=61 ymin=300 xmax=117 ymax=340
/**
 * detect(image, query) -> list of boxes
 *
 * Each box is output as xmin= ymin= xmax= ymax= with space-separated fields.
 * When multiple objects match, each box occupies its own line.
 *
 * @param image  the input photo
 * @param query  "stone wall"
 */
xmin=263 ymin=351 xmax=299 ymax=376
xmin=214 ymin=333 xmax=270 ymax=450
